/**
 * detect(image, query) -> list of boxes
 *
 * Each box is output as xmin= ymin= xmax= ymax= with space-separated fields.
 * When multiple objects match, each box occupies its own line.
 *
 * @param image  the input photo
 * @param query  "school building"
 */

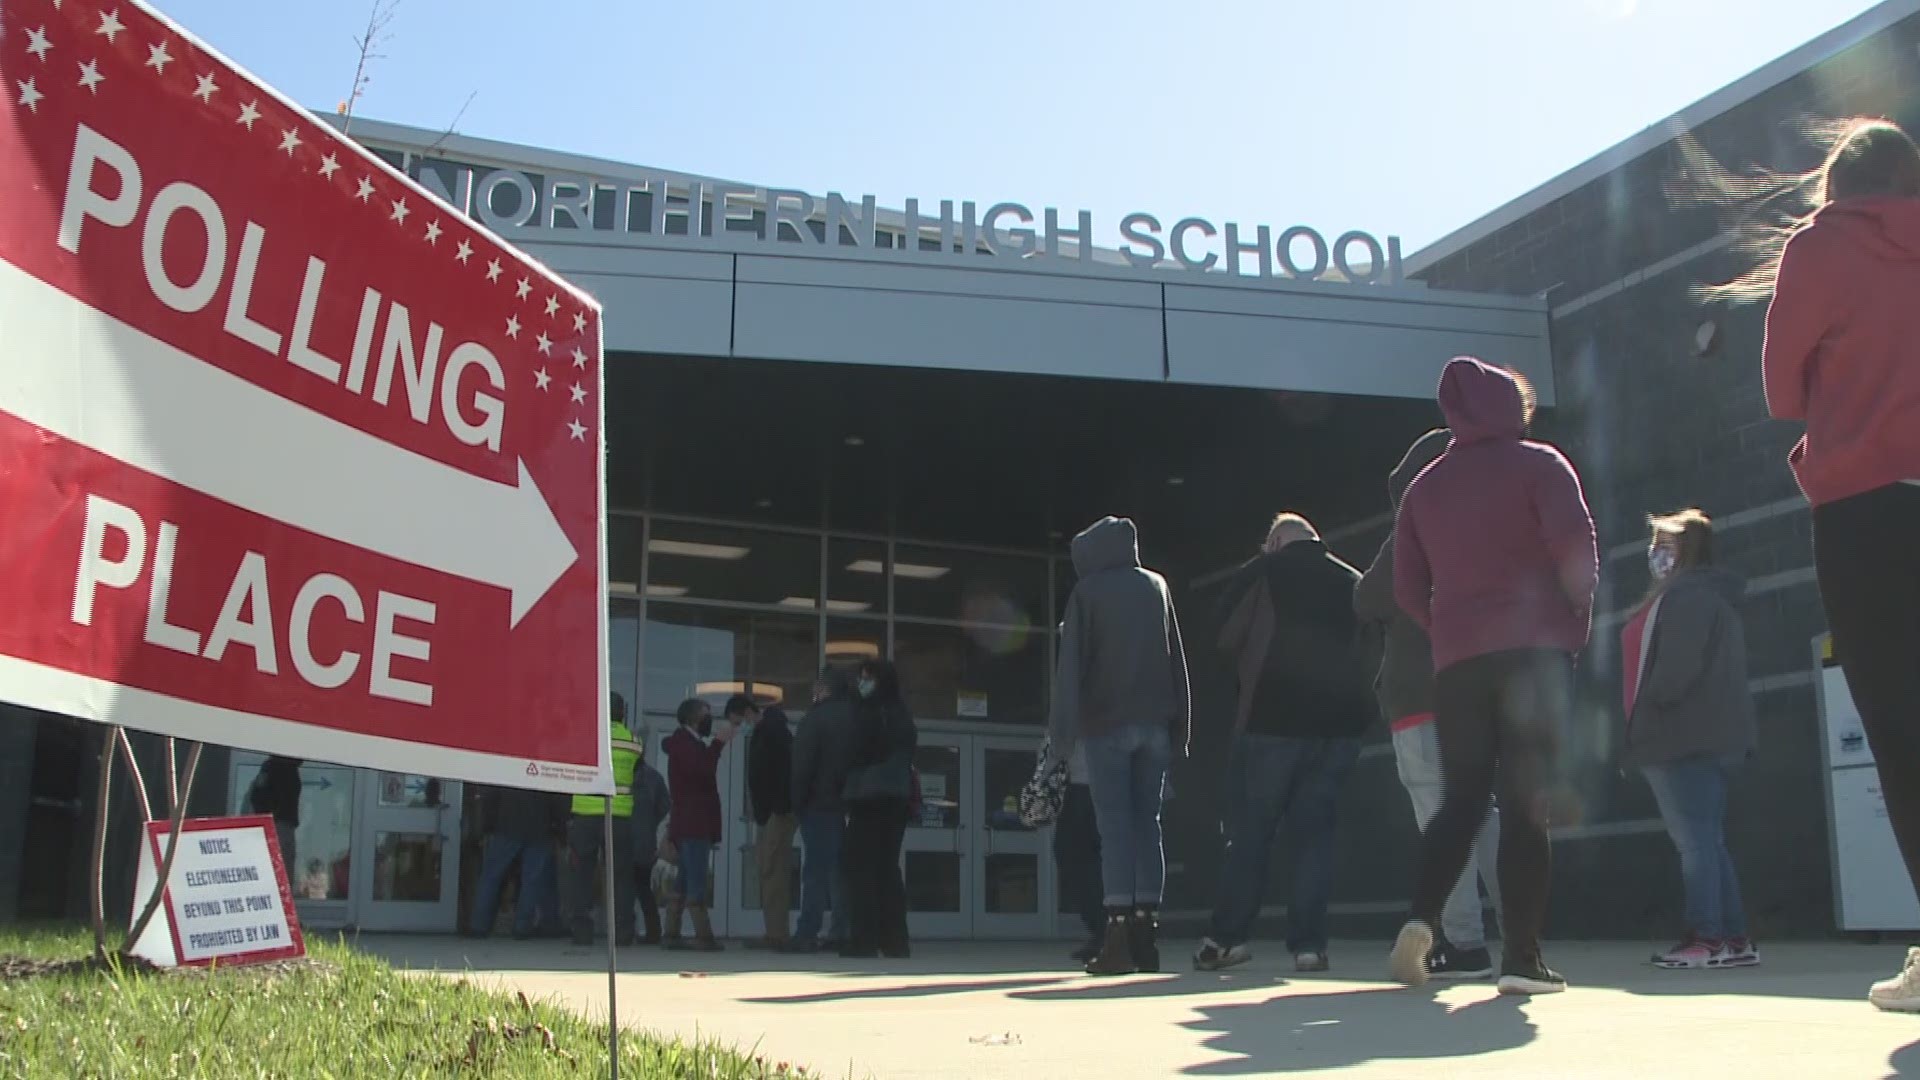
xmin=1 ymin=0 xmax=1916 ymax=944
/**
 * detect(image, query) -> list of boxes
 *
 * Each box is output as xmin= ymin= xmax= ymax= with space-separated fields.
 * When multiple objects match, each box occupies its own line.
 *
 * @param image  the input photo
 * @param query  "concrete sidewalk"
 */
xmin=368 ymin=936 xmax=1920 ymax=1078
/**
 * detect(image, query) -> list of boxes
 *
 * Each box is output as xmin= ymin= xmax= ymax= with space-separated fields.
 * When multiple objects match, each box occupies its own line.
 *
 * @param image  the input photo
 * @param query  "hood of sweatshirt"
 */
xmin=1437 ymin=358 xmax=1527 ymax=446
xmin=1071 ymin=516 xmax=1141 ymax=577
xmin=1814 ymin=197 xmax=1920 ymax=262
xmin=1388 ymin=428 xmax=1453 ymax=507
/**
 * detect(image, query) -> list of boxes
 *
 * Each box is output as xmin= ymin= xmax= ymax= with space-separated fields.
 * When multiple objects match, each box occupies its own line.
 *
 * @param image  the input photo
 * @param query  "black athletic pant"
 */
xmin=1816 ymin=483 xmax=1920 ymax=899
xmin=1411 ymin=648 xmax=1572 ymax=965
xmin=843 ymin=807 xmax=910 ymax=955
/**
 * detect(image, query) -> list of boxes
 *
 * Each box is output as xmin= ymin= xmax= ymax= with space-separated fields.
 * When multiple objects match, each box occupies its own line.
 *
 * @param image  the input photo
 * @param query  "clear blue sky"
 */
xmin=157 ymin=0 xmax=1886 ymax=253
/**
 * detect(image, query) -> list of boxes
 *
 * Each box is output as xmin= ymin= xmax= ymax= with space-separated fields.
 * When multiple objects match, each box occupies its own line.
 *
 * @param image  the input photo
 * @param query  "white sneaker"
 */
xmin=1870 ymin=946 xmax=1920 ymax=1012
xmin=1390 ymin=920 xmax=1434 ymax=987
xmin=1193 ymin=937 xmax=1252 ymax=972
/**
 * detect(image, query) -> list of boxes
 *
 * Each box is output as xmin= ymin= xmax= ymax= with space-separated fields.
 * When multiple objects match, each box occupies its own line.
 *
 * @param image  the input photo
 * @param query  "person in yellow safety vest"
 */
xmin=568 ymin=691 xmax=645 ymax=947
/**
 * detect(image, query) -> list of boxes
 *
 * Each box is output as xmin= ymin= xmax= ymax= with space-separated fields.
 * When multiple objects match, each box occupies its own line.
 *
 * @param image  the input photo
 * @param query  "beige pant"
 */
xmin=755 ymin=813 xmax=798 ymax=942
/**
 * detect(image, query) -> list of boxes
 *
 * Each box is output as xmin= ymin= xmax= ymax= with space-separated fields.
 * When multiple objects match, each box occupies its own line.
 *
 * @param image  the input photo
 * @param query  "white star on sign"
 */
xmin=571 ymin=347 xmax=588 ymax=369
xmin=355 ymin=176 xmax=374 ymax=202
xmin=572 ymin=311 xmax=587 ymax=333
xmin=389 ymin=198 xmax=410 ymax=224
xmin=16 ymin=78 xmax=43 ymax=114
xmin=535 ymin=332 xmax=553 ymax=356
xmin=423 ymin=220 xmax=442 ymax=245
xmin=318 ymin=153 xmax=340 ymax=179
xmin=76 ymin=59 xmax=104 ymax=94
xmin=454 ymin=239 xmax=473 ymax=264
xmin=534 ymin=368 xmax=552 ymax=391
xmin=96 ymin=10 xmax=124 ymax=43
xmin=278 ymin=129 xmax=301 ymax=156
xmin=570 ymin=383 xmax=587 ymax=405
xmin=567 ymin=418 xmax=587 ymax=442
xmin=26 ymin=27 xmax=52 ymax=61
xmin=543 ymin=294 xmax=559 ymax=317
xmin=505 ymin=315 xmax=522 ymax=339
xmin=514 ymin=277 xmax=532 ymax=300
xmin=484 ymin=258 xmax=503 ymax=282
xmin=237 ymin=101 xmax=261 ymax=130
xmin=192 ymin=73 xmax=217 ymax=103
xmin=146 ymin=42 xmax=172 ymax=73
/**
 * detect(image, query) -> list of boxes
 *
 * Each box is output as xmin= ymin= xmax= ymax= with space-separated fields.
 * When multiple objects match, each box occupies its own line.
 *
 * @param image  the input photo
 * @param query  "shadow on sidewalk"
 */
xmin=741 ymin=976 xmax=1072 ymax=1005
xmin=1888 ymin=1038 xmax=1920 ymax=1078
xmin=1177 ymin=986 xmax=1537 ymax=1075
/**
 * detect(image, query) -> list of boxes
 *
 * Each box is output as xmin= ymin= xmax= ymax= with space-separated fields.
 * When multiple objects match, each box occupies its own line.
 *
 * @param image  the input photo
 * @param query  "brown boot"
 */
xmin=662 ymin=900 xmax=688 ymax=950
xmin=690 ymin=906 xmax=725 ymax=952
xmin=1085 ymin=910 xmax=1137 ymax=976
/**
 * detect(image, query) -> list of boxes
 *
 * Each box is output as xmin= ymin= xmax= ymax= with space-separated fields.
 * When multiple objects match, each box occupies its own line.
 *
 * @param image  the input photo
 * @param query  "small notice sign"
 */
xmin=126 ymin=815 xmax=305 ymax=968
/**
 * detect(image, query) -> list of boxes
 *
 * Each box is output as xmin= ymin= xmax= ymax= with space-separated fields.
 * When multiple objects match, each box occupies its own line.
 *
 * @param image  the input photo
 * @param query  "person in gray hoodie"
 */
xmin=1355 ymin=428 xmax=1502 ymax=981
xmin=1048 ymin=516 xmax=1191 ymax=976
xmin=785 ymin=665 xmax=859 ymax=953
xmin=1619 ymin=509 xmax=1758 ymax=971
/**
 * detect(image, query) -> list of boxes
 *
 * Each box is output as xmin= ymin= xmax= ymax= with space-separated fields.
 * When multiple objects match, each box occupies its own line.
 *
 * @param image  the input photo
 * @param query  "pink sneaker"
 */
xmin=1652 ymin=936 xmax=1722 ymax=969
xmin=1714 ymin=938 xmax=1761 ymax=968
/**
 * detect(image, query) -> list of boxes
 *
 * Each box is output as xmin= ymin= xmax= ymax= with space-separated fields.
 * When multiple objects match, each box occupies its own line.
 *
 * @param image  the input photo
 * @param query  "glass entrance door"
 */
xmin=353 ymin=772 xmax=462 ymax=933
xmin=973 ymin=736 xmax=1052 ymax=937
xmin=903 ymin=737 xmax=970 ymax=939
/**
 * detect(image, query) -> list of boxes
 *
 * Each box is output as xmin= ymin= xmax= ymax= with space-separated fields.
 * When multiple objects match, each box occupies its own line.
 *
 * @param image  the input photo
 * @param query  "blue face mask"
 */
xmin=857 ymin=678 xmax=877 ymax=699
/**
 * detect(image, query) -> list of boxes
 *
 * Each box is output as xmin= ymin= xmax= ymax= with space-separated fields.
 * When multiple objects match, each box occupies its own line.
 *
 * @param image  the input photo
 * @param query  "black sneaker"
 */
xmin=1497 ymin=956 xmax=1567 ymax=996
xmin=1428 ymin=943 xmax=1494 ymax=981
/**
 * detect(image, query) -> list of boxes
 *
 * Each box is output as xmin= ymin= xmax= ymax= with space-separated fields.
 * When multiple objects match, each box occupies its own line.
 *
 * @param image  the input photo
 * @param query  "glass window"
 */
xmin=893 ymin=621 xmax=1047 ymax=726
xmin=825 ymin=537 xmax=888 ymax=614
xmin=892 ymin=544 xmax=1047 ymax=630
xmin=823 ymin=617 xmax=884 ymax=670
xmin=641 ymin=604 xmax=820 ymax=726
xmin=608 ymin=515 xmax=644 ymax=595
xmin=984 ymin=854 xmax=1039 ymax=914
xmin=610 ymin=598 xmax=640 ymax=717
xmin=646 ymin=521 xmax=819 ymax=608
xmin=981 ymin=747 xmax=1038 ymax=834
xmin=371 ymin=831 xmax=443 ymax=903
xmin=230 ymin=756 xmax=353 ymax=902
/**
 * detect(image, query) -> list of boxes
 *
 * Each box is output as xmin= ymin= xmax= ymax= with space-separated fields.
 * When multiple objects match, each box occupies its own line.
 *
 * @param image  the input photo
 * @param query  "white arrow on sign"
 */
xmin=0 ymin=259 xmax=577 ymax=626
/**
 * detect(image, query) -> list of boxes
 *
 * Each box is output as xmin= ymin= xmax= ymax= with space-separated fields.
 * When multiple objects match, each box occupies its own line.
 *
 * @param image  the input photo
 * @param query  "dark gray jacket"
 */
xmin=792 ymin=690 xmax=859 ymax=815
xmin=1048 ymin=517 xmax=1191 ymax=760
xmin=1355 ymin=429 xmax=1451 ymax=723
xmin=629 ymin=761 xmax=672 ymax=866
xmin=1622 ymin=567 xmax=1758 ymax=767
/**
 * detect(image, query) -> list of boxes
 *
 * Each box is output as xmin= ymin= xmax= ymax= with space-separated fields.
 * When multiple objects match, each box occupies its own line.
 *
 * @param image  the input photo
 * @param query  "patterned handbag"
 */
xmin=1018 ymin=738 xmax=1069 ymax=828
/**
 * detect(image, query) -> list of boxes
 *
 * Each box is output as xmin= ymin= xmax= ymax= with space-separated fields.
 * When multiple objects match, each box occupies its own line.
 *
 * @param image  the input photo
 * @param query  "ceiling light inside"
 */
xmin=608 ymin=581 xmax=640 ymax=596
xmin=645 ymin=584 xmax=689 ymax=598
xmin=846 ymin=558 xmax=949 ymax=580
xmin=777 ymin=597 xmax=873 ymax=614
xmin=649 ymin=539 xmax=750 ymax=560
xmin=691 ymin=680 xmax=785 ymax=705
xmin=824 ymin=640 xmax=882 ymax=660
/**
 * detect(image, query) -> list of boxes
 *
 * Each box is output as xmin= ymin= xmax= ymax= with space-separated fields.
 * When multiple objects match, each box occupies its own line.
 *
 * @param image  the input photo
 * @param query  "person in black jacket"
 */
xmin=786 ymin=665 xmax=859 ymax=953
xmin=249 ymin=756 xmax=303 ymax=871
xmin=1194 ymin=513 xmax=1374 ymax=975
xmin=744 ymin=698 xmax=796 ymax=949
xmin=840 ymin=660 xmax=918 ymax=959
xmin=466 ymin=783 xmax=569 ymax=938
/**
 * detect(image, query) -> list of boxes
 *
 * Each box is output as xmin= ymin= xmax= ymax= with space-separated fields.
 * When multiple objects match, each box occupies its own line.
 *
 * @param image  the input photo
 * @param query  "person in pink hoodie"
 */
xmin=1761 ymin=118 xmax=1920 ymax=1013
xmin=1385 ymin=357 xmax=1598 ymax=996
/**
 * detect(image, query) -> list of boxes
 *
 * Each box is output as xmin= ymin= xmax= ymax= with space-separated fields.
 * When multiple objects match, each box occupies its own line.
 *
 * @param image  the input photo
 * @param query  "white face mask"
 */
xmin=1649 ymin=546 xmax=1677 ymax=580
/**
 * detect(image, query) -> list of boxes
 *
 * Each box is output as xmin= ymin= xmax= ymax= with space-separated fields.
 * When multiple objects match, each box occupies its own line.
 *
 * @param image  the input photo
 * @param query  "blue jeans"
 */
xmin=678 ymin=839 xmax=714 ymax=906
xmin=1392 ymin=722 xmax=1501 ymax=950
xmin=1208 ymin=734 xmax=1361 ymax=953
xmin=1643 ymin=754 xmax=1748 ymax=941
xmin=469 ymin=836 xmax=556 ymax=937
xmin=1083 ymin=725 xmax=1172 ymax=908
xmin=795 ymin=810 xmax=846 ymax=943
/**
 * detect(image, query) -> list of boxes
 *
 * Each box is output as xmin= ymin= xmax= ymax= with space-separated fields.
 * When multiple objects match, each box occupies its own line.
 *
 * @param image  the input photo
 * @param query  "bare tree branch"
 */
xmin=340 ymin=0 xmax=400 ymax=136
xmin=421 ymin=90 xmax=477 ymax=156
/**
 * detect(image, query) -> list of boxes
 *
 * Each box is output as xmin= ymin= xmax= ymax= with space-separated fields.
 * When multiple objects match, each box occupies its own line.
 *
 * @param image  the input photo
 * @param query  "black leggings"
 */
xmin=1816 ymin=483 xmax=1920 ymax=898
xmin=1411 ymin=648 xmax=1571 ymax=963
xmin=843 ymin=807 xmax=910 ymax=955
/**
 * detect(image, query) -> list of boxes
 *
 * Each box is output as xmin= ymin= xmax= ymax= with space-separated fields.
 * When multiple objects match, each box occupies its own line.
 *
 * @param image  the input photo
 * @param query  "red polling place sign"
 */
xmin=0 ymin=0 xmax=610 ymax=792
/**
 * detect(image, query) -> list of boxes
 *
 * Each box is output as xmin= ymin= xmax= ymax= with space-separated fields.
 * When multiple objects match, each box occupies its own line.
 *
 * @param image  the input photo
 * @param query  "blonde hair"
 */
xmin=1263 ymin=512 xmax=1318 ymax=553
xmin=1678 ymin=117 xmax=1920 ymax=304
xmin=1641 ymin=508 xmax=1715 ymax=606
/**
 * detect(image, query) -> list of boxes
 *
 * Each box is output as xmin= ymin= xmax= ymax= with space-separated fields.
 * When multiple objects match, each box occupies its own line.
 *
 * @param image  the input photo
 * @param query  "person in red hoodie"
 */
xmin=1386 ymin=357 xmax=1598 ymax=996
xmin=1760 ymin=118 xmax=1920 ymax=1012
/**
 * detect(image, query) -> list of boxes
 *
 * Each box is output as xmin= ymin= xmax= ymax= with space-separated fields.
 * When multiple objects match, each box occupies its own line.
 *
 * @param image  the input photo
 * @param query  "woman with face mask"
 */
xmin=838 ymin=659 xmax=918 ymax=959
xmin=1620 ymin=509 xmax=1757 ymax=971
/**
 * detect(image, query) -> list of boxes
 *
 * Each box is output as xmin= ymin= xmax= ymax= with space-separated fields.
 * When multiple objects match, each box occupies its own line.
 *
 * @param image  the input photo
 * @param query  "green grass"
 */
xmin=0 ymin=926 xmax=817 ymax=1079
